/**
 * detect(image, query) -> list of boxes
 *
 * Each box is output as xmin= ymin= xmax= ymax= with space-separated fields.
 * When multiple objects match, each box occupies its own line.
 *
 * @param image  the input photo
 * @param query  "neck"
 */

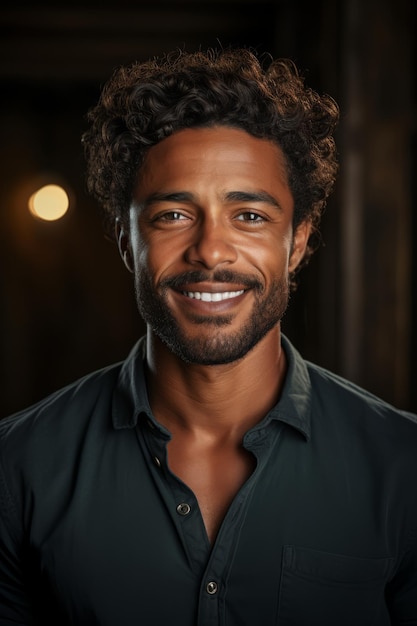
xmin=145 ymin=325 xmax=286 ymax=440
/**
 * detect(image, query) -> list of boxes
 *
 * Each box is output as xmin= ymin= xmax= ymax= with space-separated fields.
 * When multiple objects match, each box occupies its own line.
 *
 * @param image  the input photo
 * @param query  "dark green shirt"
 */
xmin=1 ymin=336 xmax=416 ymax=625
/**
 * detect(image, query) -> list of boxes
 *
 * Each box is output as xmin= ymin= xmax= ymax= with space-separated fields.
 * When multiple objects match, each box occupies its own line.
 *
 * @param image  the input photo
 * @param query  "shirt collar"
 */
xmin=112 ymin=334 xmax=311 ymax=440
xmin=111 ymin=337 xmax=151 ymax=427
xmin=270 ymin=334 xmax=311 ymax=440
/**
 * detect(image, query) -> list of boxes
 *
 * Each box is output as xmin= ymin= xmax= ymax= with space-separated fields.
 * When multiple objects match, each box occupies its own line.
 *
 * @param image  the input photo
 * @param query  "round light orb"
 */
xmin=29 ymin=184 xmax=69 ymax=221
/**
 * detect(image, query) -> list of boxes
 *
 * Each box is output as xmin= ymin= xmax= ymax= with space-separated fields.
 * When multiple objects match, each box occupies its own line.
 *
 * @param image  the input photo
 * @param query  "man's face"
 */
xmin=119 ymin=126 xmax=310 ymax=365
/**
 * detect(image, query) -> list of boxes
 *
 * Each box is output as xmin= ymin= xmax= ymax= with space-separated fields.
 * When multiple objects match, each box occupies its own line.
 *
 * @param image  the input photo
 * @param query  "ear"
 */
xmin=288 ymin=220 xmax=312 ymax=273
xmin=115 ymin=219 xmax=134 ymax=273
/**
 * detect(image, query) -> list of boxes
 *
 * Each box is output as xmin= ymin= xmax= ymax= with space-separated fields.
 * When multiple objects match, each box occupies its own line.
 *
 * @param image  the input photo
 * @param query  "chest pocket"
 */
xmin=277 ymin=545 xmax=393 ymax=626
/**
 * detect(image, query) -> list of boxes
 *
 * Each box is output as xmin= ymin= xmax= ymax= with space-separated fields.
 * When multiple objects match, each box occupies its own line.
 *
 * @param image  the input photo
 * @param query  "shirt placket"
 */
xmin=138 ymin=415 xmax=211 ymax=571
xmin=192 ymin=427 xmax=283 ymax=626
xmin=137 ymin=411 xmax=284 ymax=625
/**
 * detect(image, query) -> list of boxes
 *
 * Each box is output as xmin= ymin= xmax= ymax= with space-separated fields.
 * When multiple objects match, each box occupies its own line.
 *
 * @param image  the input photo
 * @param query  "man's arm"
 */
xmin=386 ymin=527 xmax=417 ymax=625
xmin=0 ymin=460 xmax=34 ymax=625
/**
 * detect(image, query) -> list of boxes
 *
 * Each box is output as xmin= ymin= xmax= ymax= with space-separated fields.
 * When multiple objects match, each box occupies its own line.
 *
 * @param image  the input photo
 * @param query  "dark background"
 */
xmin=1 ymin=0 xmax=416 ymax=416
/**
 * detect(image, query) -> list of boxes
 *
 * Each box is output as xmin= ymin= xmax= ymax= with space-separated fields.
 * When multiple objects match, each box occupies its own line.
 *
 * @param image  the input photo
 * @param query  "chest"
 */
xmin=166 ymin=437 xmax=256 ymax=543
xmin=31 ymin=431 xmax=396 ymax=626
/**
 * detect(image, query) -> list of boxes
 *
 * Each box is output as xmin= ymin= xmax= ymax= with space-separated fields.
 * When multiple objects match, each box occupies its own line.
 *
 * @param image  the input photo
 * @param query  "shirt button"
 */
xmin=176 ymin=503 xmax=191 ymax=516
xmin=153 ymin=456 xmax=161 ymax=468
xmin=206 ymin=581 xmax=218 ymax=595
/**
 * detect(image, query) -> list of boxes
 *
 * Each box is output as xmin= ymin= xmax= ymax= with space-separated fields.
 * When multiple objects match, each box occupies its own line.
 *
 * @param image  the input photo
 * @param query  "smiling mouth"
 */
xmin=182 ymin=290 xmax=245 ymax=302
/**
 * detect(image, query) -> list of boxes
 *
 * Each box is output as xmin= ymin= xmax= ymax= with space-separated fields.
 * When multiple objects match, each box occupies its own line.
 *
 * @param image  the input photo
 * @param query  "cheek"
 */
xmin=128 ymin=240 xmax=156 ymax=288
xmin=134 ymin=238 xmax=178 ymax=286
xmin=130 ymin=227 xmax=154 ymax=271
xmin=243 ymin=238 xmax=292 ymax=281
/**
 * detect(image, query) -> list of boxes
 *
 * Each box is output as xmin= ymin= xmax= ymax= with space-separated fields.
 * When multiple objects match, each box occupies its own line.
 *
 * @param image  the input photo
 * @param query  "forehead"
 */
xmin=135 ymin=126 xmax=292 ymax=204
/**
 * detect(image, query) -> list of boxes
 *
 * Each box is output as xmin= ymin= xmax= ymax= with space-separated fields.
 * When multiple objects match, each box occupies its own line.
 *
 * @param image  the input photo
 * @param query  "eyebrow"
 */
xmin=143 ymin=191 xmax=194 ymax=207
xmin=224 ymin=190 xmax=283 ymax=211
xmin=142 ymin=190 xmax=283 ymax=211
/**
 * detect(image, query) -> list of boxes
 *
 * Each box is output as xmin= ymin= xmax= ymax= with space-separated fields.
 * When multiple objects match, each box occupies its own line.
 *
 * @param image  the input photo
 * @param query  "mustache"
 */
xmin=159 ymin=269 xmax=263 ymax=291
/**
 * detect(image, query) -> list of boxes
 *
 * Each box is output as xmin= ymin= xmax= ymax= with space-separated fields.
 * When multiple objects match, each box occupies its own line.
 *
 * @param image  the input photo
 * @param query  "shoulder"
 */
xmin=0 ymin=336 xmax=148 ymax=475
xmin=306 ymin=360 xmax=417 ymax=445
xmin=0 ymin=362 xmax=123 ymax=459
xmin=281 ymin=334 xmax=417 ymax=442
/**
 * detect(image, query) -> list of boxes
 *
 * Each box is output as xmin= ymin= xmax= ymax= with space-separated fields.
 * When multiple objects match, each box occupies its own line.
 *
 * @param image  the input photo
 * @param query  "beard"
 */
xmin=134 ymin=268 xmax=290 ymax=366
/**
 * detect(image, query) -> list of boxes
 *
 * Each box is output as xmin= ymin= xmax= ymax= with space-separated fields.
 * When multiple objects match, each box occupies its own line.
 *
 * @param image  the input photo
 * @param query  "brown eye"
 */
xmin=236 ymin=212 xmax=265 ymax=222
xmin=158 ymin=211 xmax=188 ymax=221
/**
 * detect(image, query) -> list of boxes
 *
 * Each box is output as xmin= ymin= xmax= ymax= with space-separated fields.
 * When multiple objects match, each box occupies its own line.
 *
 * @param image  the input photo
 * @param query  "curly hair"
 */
xmin=82 ymin=47 xmax=339 ymax=268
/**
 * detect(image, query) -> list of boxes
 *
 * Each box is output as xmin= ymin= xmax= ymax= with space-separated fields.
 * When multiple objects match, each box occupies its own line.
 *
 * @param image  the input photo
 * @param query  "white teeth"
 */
xmin=183 ymin=290 xmax=244 ymax=302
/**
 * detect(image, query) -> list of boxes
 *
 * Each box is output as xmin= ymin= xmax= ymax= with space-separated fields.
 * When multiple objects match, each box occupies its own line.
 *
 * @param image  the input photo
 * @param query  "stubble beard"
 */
xmin=134 ymin=269 xmax=290 ymax=366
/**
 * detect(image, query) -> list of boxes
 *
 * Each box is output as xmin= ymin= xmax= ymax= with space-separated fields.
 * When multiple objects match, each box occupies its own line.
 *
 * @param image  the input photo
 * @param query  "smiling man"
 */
xmin=121 ymin=126 xmax=307 ymax=370
xmin=1 ymin=49 xmax=416 ymax=626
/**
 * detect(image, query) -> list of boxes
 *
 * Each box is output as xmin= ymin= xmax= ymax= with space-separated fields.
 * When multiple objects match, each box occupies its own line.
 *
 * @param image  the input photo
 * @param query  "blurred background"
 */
xmin=0 ymin=0 xmax=416 ymax=416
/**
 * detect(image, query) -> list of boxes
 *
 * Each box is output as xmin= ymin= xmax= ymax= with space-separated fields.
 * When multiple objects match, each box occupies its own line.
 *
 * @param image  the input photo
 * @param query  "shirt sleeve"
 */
xmin=0 ymin=457 xmax=34 ymax=625
xmin=386 ymin=524 xmax=417 ymax=625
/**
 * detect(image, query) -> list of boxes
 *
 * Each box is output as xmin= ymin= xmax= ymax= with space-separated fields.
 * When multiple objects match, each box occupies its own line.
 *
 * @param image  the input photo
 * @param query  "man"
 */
xmin=0 ymin=48 xmax=416 ymax=625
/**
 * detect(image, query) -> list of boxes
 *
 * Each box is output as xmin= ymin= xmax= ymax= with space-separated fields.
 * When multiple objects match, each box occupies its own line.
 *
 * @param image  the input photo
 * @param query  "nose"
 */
xmin=184 ymin=216 xmax=238 ymax=269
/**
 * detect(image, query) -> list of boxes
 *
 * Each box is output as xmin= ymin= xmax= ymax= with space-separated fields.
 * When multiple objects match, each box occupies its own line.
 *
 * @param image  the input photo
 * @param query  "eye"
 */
xmin=155 ymin=211 xmax=189 ymax=222
xmin=235 ymin=211 xmax=266 ymax=222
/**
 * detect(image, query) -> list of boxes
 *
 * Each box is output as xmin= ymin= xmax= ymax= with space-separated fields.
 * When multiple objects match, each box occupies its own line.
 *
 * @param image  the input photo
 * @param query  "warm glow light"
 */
xmin=28 ymin=184 xmax=69 ymax=221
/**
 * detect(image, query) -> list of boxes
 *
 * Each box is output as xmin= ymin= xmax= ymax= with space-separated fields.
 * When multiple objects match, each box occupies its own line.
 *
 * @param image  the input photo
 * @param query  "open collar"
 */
xmin=112 ymin=334 xmax=311 ymax=440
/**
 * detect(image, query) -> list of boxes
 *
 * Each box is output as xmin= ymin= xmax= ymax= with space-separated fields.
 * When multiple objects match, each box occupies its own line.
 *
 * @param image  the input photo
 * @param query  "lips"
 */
xmin=160 ymin=270 xmax=261 ymax=294
xmin=183 ymin=290 xmax=245 ymax=302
